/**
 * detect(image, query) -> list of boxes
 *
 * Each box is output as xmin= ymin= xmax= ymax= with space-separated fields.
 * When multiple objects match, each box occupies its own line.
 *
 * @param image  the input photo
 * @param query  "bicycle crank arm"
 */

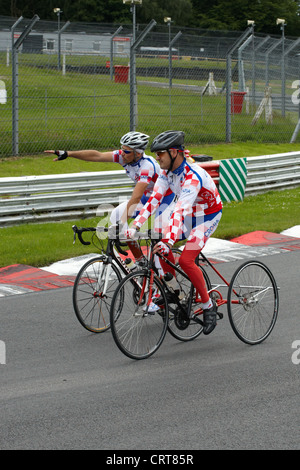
xmin=192 ymin=311 xmax=223 ymax=325
xmin=191 ymin=315 xmax=204 ymax=326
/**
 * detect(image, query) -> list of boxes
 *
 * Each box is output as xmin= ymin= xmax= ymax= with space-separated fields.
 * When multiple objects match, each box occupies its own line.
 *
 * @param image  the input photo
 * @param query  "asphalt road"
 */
xmin=0 ymin=251 xmax=299 ymax=451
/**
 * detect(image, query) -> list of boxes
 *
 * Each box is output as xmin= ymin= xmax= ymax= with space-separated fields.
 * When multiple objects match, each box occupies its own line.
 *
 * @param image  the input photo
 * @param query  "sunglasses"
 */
xmin=155 ymin=150 xmax=167 ymax=156
xmin=121 ymin=148 xmax=133 ymax=154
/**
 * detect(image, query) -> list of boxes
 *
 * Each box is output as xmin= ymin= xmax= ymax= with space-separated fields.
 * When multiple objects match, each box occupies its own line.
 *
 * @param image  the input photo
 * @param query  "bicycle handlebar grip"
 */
xmin=72 ymin=225 xmax=92 ymax=246
xmin=77 ymin=231 xmax=91 ymax=246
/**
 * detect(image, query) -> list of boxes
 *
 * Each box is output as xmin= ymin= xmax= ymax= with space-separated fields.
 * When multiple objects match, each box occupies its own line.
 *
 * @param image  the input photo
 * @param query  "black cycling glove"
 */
xmin=54 ymin=150 xmax=68 ymax=160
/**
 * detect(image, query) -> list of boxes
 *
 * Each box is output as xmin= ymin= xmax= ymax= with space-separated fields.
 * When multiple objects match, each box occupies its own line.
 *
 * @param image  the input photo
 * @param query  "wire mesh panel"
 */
xmin=16 ymin=51 xmax=131 ymax=152
xmin=229 ymin=33 xmax=300 ymax=143
xmin=134 ymin=29 xmax=233 ymax=145
xmin=0 ymin=18 xmax=134 ymax=156
xmin=1 ymin=16 xmax=300 ymax=157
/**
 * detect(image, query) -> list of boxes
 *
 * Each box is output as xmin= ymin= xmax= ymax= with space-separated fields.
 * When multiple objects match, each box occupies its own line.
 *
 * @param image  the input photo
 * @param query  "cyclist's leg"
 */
xmin=152 ymin=191 xmax=177 ymax=279
xmin=179 ymin=211 xmax=222 ymax=334
xmin=180 ymin=211 xmax=222 ymax=302
xmin=110 ymin=200 xmax=145 ymax=262
xmin=179 ymin=243 xmax=210 ymax=304
xmin=110 ymin=200 xmax=128 ymax=225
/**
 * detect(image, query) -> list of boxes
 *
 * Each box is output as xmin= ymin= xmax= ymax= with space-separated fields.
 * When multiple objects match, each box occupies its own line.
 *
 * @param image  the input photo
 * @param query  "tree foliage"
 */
xmin=190 ymin=0 xmax=300 ymax=34
xmin=135 ymin=0 xmax=193 ymax=26
xmin=1 ymin=0 xmax=300 ymax=35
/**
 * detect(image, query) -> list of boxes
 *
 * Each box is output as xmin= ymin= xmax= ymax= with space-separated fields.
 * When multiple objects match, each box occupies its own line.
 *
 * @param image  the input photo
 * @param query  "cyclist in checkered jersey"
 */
xmin=44 ymin=131 xmax=174 ymax=265
xmin=128 ymin=130 xmax=223 ymax=334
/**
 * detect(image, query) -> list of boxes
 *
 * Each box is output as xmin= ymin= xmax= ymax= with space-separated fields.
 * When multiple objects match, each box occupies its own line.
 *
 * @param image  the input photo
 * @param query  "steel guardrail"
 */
xmin=0 ymin=152 xmax=299 ymax=226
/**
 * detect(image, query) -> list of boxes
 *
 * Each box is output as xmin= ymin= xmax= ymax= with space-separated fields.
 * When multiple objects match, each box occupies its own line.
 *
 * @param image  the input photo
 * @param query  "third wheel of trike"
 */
xmin=227 ymin=260 xmax=279 ymax=345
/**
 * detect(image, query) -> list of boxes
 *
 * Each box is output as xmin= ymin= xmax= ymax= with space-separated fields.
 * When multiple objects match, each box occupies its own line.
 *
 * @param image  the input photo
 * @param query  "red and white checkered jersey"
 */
xmin=134 ymin=159 xmax=222 ymax=244
xmin=113 ymin=150 xmax=159 ymax=198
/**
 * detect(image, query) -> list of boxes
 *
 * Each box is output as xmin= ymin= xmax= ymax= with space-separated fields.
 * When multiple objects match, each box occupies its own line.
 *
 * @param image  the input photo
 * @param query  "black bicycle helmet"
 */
xmin=150 ymin=130 xmax=185 ymax=152
xmin=151 ymin=130 xmax=185 ymax=173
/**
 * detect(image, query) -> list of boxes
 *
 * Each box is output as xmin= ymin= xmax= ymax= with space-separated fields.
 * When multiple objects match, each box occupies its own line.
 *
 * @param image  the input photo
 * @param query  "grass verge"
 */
xmin=1 ymin=187 xmax=299 ymax=268
xmin=1 ymin=142 xmax=298 ymax=177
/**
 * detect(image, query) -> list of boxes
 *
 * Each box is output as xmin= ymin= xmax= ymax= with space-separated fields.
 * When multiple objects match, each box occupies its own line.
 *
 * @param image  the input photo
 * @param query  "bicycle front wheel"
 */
xmin=227 ymin=260 xmax=279 ymax=345
xmin=73 ymin=257 xmax=121 ymax=333
xmin=110 ymin=270 xmax=169 ymax=360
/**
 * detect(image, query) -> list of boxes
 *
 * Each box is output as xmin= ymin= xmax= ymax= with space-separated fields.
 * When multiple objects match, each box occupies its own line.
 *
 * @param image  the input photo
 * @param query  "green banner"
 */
xmin=219 ymin=158 xmax=247 ymax=202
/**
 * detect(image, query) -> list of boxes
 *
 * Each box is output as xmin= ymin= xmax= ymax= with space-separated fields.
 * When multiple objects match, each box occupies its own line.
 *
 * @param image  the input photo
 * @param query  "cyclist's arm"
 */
xmin=44 ymin=149 xmax=114 ymax=162
xmin=164 ymin=181 xmax=199 ymax=246
xmin=120 ymin=181 xmax=149 ymax=224
xmin=133 ymin=177 xmax=169 ymax=229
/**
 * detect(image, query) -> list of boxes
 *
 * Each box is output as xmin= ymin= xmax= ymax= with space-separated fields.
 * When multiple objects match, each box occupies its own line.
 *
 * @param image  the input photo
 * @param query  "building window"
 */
xmin=65 ymin=39 xmax=73 ymax=51
xmin=115 ymin=43 xmax=125 ymax=54
xmin=93 ymin=41 xmax=101 ymax=52
xmin=46 ymin=39 xmax=55 ymax=50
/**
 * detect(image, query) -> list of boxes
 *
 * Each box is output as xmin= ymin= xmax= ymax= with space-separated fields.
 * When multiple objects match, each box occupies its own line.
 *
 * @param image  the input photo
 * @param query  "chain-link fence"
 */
xmin=1 ymin=15 xmax=300 ymax=157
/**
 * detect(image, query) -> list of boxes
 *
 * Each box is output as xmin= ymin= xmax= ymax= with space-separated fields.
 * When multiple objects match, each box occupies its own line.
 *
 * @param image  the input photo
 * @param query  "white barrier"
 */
xmin=245 ymin=152 xmax=300 ymax=195
xmin=0 ymin=170 xmax=134 ymax=226
xmin=0 ymin=152 xmax=299 ymax=226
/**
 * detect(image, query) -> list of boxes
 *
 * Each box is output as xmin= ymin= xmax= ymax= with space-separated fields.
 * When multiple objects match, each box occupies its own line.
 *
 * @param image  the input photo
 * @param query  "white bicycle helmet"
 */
xmin=120 ymin=131 xmax=149 ymax=151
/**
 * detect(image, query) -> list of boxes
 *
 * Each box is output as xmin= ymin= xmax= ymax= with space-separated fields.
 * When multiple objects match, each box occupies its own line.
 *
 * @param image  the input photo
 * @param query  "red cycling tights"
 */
xmin=159 ymin=241 xmax=210 ymax=304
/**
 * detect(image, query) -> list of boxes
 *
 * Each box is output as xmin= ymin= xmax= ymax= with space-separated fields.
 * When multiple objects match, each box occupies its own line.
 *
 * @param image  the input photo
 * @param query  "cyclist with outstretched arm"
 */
xmin=45 ymin=131 xmax=174 ymax=266
xmin=126 ymin=130 xmax=223 ymax=334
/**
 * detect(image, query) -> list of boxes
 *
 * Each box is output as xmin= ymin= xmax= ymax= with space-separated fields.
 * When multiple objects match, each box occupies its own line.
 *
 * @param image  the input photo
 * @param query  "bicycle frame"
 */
xmin=154 ymin=247 xmax=241 ymax=313
xmin=73 ymin=225 xmax=240 ymax=309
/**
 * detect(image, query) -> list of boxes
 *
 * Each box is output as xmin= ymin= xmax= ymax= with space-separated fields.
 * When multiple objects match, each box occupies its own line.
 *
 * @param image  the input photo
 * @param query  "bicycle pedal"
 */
xmin=217 ymin=312 xmax=224 ymax=320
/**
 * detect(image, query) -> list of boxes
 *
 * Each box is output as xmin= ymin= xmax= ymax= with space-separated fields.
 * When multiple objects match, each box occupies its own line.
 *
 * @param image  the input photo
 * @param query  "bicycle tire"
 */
xmin=167 ymin=248 xmax=211 ymax=341
xmin=73 ymin=257 xmax=122 ymax=333
xmin=227 ymin=260 xmax=279 ymax=345
xmin=110 ymin=269 xmax=169 ymax=360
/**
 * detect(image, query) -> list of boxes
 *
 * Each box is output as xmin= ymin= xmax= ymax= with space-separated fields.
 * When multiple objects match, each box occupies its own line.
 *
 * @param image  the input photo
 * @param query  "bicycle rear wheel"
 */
xmin=227 ymin=260 xmax=279 ymax=345
xmin=167 ymin=248 xmax=211 ymax=341
xmin=73 ymin=257 xmax=121 ymax=333
xmin=110 ymin=270 xmax=169 ymax=360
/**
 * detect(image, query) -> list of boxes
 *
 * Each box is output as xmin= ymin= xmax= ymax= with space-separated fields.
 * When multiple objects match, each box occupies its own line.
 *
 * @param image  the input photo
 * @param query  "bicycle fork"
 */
xmin=135 ymin=270 xmax=155 ymax=316
xmin=92 ymin=257 xmax=112 ymax=298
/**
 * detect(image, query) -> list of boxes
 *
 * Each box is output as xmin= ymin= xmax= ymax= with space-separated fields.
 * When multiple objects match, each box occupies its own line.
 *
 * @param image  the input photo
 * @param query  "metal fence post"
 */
xmin=251 ymin=27 xmax=256 ymax=108
xmin=11 ymin=15 xmax=39 ymax=156
xmin=265 ymin=39 xmax=282 ymax=86
xmin=238 ymin=35 xmax=252 ymax=91
xmin=130 ymin=19 xmax=156 ymax=130
xmin=168 ymin=31 xmax=182 ymax=122
xmin=11 ymin=16 xmax=23 ymax=157
xmin=225 ymin=53 xmax=232 ymax=143
xmin=110 ymin=26 xmax=123 ymax=81
xmin=225 ymin=27 xmax=252 ymax=142
xmin=58 ymin=21 xmax=70 ymax=71
xmin=279 ymin=21 xmax=286 ymax=117
xmin=169 ymin=31 xmax=182 ymax=88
